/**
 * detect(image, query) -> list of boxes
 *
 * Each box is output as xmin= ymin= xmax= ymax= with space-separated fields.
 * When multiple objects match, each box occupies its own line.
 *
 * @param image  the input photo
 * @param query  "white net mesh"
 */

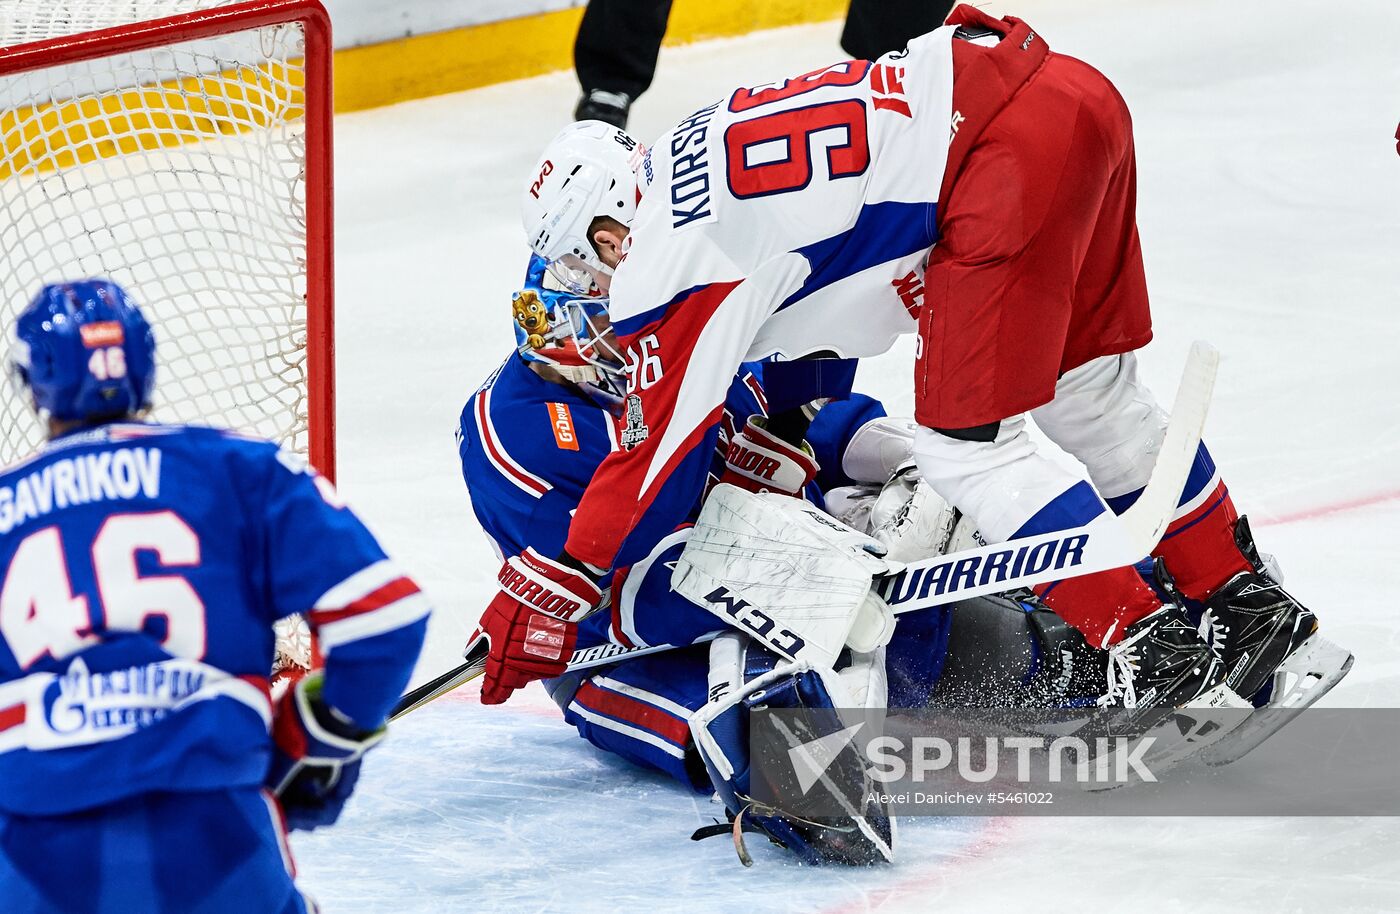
xmin=1 ymin=2 xmax=243 ymax=48
xmin=0 ymin=1 xmax=316 ymax=467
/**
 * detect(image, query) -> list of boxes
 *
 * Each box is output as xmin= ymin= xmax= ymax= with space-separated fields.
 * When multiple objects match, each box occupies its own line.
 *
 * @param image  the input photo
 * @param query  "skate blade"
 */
xmin=1201 ymin=634 xmax=1354 ymax=767
xmin=1080 ymin=685 xmax=1253 ymax=792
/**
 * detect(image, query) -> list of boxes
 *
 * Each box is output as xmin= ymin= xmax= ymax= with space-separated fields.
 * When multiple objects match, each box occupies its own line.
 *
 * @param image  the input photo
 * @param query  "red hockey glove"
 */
xmin=719 ymin=416 xmax=819 ymax=497
xmin=477 ymin=548 xmax=601 ymax=705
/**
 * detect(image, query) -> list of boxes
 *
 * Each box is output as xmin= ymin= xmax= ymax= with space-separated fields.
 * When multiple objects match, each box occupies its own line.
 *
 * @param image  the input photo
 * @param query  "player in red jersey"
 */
xmin=482 ymin=5 xmax=1348 ymax=724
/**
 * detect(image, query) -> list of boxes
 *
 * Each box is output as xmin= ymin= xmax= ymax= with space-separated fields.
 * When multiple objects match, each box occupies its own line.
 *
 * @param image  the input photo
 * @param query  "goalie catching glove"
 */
xmin=477 ymin=547 xmax=601 ymax=704
xmin=268 ymin=672 xmax=386 ymax=831
xmin=869 ymin=460 xmax=971 ymax=562
xmin=718 ymin=416 xmax=818 ymax=497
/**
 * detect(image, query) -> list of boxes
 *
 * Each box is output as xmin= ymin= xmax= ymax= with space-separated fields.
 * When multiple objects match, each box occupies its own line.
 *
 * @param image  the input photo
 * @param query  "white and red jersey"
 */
xmin=564 ymin=25 xmax=963 ymax=570
xmin=613 ymin=29 xmax=955 ymax=362
xmin=561 ymin=1 xmax=1121 ymax=571
xmin=563 ymin=5 xmax=1185 ymax=663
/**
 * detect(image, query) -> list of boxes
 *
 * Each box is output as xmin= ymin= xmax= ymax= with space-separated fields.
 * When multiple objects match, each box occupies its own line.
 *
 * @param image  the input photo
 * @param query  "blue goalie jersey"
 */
xmin=456 ymin=355 xmax=960 ymax=786
xmin=0 ymin=423 xmax=430 ymax=817
xmin=457 ymin=354 xmax=888 ymax=565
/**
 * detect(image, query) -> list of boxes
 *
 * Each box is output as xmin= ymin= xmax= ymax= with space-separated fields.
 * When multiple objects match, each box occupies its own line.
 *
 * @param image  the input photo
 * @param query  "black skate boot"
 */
xmin=1073 ymin=563 xmax=1257 ymax=787
xmin=574 ymin=89 xmax=631 ymax=128
xmin=1200 ymin=516 xmax=1319 ymax=703
xmin=1100 ymin=561 xmax=1233 ymax=720
xmin=1194 ymin=517 xmax=1355 ymax=766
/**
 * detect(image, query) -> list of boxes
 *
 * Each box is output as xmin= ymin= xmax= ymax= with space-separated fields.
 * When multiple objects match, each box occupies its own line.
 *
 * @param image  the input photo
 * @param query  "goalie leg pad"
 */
xmin=674 ymin=484 xmax=895 ymax=667
xmin=690 ymin=634 xmax=893 ymax=867
xmin=930 ymin=596 xmax=1109 ymax=709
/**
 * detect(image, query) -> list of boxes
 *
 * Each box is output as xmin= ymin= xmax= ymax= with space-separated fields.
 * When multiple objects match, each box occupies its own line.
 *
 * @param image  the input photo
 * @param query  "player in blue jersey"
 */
xmin=458 ymin=259 xmax=1106 ymax=863
xmin=0 ymin=281 xmax=430 ymax=913
xmin=461 ymin=258 xmax=897 ymax=660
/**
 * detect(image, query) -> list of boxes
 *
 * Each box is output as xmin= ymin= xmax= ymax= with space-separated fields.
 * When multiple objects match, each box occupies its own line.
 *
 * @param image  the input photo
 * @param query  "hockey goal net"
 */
xmin=0 ymin=0 xmax=334 ymax=679
xmin=0 ymin=0 xmax=334 ymax=476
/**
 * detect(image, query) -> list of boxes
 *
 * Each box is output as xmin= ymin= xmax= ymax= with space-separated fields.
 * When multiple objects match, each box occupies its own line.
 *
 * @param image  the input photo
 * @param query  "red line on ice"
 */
xmin=816 ymin=817 xmax=1021 ymax=914
xmin=1254 ymin=487 xmax=1400 ymax=527
xmin=439 ymin=681 xmax=562 ymax=719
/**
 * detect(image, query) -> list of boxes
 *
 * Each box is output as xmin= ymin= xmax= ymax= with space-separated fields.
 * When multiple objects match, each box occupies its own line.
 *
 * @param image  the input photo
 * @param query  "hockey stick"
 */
xmin=390 ymin=398 xmax=835 ymax=720
xmin=676 ymin=341 xmax=1219 ymax=661
xmin=389 ymin=634 xmax=715 ymax=721
xmin=392 ymin=342 xmax=1217 ymax=719
xmin=871 ymin=340 xmax=1219 ymax=614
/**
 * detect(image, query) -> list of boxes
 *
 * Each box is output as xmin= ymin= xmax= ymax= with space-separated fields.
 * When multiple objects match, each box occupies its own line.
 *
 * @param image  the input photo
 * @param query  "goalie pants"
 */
xmin=546 ymin=608 xmax=953 ymax=791
xmin=0 ymin=787 xmax=310 ymax=914
xmin=547 ymin=594 xmax=1108 ymax=786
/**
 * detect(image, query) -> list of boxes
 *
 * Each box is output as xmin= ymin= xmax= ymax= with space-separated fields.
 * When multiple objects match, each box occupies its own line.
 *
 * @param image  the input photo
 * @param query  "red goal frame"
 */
xmin=0 ymin=0 xmax=337 ymax=480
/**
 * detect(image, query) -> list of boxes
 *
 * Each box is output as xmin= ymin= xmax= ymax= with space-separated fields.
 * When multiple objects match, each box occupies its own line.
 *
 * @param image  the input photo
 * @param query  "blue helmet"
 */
xmin=9 ymin=280 xmax=157 ymax=423
xmin=512 ymin=254 xmax=624 ymax=398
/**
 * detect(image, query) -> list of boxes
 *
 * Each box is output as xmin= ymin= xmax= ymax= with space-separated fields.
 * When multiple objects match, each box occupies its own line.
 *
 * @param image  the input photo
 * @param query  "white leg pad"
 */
xmin=673 ymin=484 xmax=896 ymax=668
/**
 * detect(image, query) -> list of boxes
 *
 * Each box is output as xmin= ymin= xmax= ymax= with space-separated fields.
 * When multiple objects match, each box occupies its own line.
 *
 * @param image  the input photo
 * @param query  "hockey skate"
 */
xmin=1199 ymin=516 xmax=1331 ymax=700
xmin=1196 ymin=517 xmax=1355 ymax=766
xmin=1081 ymin=569 xmax=1252 ymax=788
xmin=1099 ymin=599 xmax=1231 ymax=719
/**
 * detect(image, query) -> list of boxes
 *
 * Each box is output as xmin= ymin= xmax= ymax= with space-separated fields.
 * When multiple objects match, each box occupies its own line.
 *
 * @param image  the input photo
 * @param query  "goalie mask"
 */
xmin=513 ymin=255 xmax=626 ymax=399
xmin=520 ymin=120 xmax=646 ymax=295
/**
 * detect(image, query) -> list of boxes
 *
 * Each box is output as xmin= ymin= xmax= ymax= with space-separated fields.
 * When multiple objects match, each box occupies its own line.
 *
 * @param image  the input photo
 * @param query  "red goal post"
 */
xmin=0 ymin=0 xmax=336 ymax=479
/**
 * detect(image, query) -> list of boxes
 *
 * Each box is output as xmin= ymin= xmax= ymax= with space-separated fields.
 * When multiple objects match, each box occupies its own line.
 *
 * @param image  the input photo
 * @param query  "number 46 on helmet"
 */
xmin=8 ymin=280 xmax=157 ymax=426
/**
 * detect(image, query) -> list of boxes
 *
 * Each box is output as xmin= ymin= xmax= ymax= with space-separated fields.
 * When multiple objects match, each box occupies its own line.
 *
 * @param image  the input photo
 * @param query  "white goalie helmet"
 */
xmin=521 ymin=120 xmax=647 ymax=294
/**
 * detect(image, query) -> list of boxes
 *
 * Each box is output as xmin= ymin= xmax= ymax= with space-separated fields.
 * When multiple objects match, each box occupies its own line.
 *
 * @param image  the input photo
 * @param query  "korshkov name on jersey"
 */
xmin=28 ymin=656 xmax=211 ymax=751
xmin=0 ymin=446 xmax=161 ymax=533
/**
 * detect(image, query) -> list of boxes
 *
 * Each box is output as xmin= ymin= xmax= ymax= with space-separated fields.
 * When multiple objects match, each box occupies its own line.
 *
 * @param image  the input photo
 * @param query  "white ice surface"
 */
xmin=293 ymin=1 xmax=1400 ymax=910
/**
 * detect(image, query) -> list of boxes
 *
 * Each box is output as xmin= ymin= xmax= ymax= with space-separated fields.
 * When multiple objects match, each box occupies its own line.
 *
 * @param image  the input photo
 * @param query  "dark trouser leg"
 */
xmin=574 ymin=0 xmax=675 ymax=100
xmin=841 ymin=0 xmax=956 ymax=60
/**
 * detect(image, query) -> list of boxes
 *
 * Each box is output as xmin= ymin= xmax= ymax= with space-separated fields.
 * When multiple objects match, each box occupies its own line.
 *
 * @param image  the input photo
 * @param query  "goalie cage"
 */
xmin=0 ymin=0 xmax=336 ymax=686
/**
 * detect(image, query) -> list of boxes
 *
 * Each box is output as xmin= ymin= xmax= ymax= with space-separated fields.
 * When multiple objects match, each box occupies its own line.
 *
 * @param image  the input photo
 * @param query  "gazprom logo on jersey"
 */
xmin=35 ymin=657 xmax=207 ymax=750
xmin=876 ymin=532 xmax=1089 ymax=606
